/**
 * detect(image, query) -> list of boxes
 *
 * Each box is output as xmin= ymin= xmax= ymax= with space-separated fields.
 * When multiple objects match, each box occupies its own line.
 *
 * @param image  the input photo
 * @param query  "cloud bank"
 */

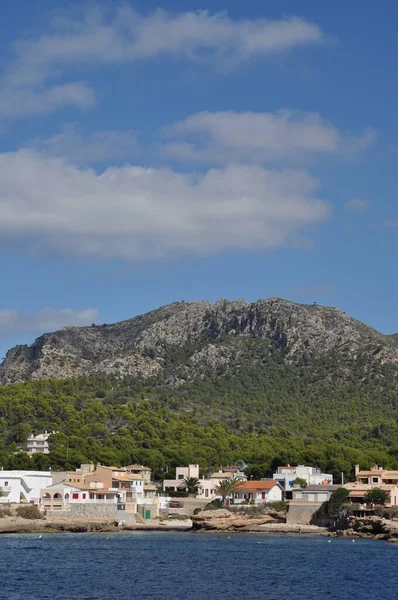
xmin=164 ymin=110 xmax=376 ymax=163
xmin=0 ymin=150 xmax=329 ymax=259
xmin=0 ymin=6 xmax=326 ymax=118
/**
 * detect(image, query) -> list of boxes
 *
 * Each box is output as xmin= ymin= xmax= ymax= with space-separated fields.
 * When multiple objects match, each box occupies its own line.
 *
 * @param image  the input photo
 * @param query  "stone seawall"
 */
xmin=287 ymin=501 xmax=323 ymax=525
xmin=48 ymin=504 xmax=117 ymax=519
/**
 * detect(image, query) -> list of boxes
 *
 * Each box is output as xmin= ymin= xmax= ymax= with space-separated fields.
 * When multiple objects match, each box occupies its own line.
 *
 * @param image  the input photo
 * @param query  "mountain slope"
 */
xmin=1 ymin=297 xmax=397 ymax=386
xmin=1 ymin=298 xmax=398 ymax=477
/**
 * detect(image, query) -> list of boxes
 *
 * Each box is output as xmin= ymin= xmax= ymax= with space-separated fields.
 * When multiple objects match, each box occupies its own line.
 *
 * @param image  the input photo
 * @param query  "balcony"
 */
xmin=0 ymin=486 xmax=12 ymax=492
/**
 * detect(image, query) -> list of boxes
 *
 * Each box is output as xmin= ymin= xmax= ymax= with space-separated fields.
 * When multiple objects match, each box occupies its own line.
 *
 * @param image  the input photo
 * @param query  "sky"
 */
xmin=0 ymin=0 xmax=398 ymax=358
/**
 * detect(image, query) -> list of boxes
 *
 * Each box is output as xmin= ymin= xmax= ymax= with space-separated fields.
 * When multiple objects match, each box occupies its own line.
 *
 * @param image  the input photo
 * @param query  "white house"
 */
xmin=234 ymin=481 xmax=283 ymax=504
xmin=0 ymin=470 xmax=53 ymax=504
xmin=40 ymin=481 xmax=119 ymax=510
xmin=163 ymin=465 xmax=247 ymax=501
xmin=26 ymin=431 xmax=56 ymax=455
xmin=273 ymin=465 xmax=333 ymax=498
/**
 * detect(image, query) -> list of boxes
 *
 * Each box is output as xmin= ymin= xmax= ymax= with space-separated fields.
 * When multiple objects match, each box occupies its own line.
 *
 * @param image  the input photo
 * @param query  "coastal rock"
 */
xmin=193 ymin=508 xmax=283 ymax=532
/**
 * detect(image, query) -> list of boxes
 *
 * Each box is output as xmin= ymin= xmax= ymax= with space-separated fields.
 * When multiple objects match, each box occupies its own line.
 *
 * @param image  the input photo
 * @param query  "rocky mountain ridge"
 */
xmin=1 ymin=297 xmax=397 ymax=385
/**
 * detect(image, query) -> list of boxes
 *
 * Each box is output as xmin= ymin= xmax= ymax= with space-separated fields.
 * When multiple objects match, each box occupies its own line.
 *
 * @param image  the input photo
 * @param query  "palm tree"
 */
xmin=178 ymin=477 xmax=201 ymax=496
xmin=214 ymin=476 xmax=243 ymax=505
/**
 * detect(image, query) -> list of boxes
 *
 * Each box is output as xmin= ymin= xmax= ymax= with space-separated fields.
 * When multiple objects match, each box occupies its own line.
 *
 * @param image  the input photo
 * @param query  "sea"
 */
xmin=0 ymin=532 xmax=397 ymax=600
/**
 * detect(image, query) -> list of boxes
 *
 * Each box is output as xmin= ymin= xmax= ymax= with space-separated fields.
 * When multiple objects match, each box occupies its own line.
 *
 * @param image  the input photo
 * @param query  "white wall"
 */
xmin=273 ymin=466 xmax=333 ymax=490
xmin=0 ymin=471 xmax=53 ymax=504
xmin=234 ymin=486 xmax=282 ymax=504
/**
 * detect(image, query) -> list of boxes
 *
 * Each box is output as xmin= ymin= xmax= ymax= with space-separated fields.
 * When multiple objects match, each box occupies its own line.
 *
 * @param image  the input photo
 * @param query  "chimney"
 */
xmin=354 ymin=464 xmax=360 ymax=477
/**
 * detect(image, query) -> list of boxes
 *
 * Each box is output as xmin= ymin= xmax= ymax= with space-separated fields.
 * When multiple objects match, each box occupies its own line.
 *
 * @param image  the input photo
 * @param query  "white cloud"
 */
xmin=0 ymin=6 xmax=325 ymax=118
xmin=0 ymin=83 xmax=94 ymax=119
xmin=0 ymin=149 xmax=329 ymax=260
xmin=27 ymin=126 xmax=139 ymax=164
xmin=0 ymin=307 xmax=100 ymax=336
xmin=163 ymin=110 xmax=376 ymax=163
xmin=345 ymin=199 xmax=370 ymax=211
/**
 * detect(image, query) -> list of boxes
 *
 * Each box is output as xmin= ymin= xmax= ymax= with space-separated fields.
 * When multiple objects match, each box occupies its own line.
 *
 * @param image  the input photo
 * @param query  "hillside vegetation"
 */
xmin=1 ymin=298 xmax=398 ymax=481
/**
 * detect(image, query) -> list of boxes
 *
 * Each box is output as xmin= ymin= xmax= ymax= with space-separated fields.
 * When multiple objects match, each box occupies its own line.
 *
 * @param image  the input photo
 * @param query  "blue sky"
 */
xmin=0 ymin=0 xmax=398 ymax=358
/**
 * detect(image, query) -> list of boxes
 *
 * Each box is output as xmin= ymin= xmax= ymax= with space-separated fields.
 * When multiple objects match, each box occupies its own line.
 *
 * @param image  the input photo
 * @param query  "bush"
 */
xmin=327 ymin=488 xmax=350 ymax=516
xmin=293 ymin=477 xmax=307 ymax=489
xmin=364 ymin=488 xmax=390 ymax=506
xmin=376 ymin=506 xmax=398 ymax=520
xmin=193 ymin=508 xmax=202 ymax=515
xmin=267 ymin=501 xmax=287 ymax=513
xmin=204 ymin=499 xmax=224 ymax=510
xmin=16 ymin=505 xmax=42 ymax=520
xmin=0 ymin=508 xmax=13 ymax=518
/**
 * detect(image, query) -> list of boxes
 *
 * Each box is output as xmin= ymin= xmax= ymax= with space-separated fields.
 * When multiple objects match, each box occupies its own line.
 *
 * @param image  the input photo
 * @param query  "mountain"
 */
xmin=389 ymin=333 xmax=398 ymax=347
xmin=1 ymin=297 xmax=397 ymax=386
xmin=1 ymin=298 xmax=398 ymax=477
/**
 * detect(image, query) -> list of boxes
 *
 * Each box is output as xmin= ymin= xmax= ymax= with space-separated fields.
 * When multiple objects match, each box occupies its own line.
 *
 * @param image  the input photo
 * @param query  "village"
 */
xmin=1 ymin=431 xmax=397 ymax=529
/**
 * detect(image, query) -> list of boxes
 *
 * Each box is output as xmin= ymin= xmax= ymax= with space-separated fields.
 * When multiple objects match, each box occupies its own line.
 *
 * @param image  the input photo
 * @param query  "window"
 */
xmin=372 ymin=477 xmax=379 ymax=483
xmin=72 ymin=493 xmax=79 ymax=499
xmin=178 ymin=474 xmax=184 ymax=480
xmin=82 ymin=493 xmax=86 ymax=499
xmin=4 ymin=482 xmax=8 ymax=486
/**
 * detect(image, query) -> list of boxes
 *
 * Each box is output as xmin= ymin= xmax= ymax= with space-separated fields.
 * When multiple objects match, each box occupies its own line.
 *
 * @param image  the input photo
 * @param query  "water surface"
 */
xmin=1 ymin=532 xmax=397 ymax=599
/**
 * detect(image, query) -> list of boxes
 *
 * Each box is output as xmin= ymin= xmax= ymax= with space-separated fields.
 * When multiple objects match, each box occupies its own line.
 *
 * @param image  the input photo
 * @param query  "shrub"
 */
xmin=376 ymin=506 xmax=398 ymax=520
xmin=327 ymin=488 xmax=350 ymax=516
xmin=193 ymin=508 xmax=202 ymax=515
xmin=0 ymin=508 xmax=13 ymax=518
xmin=293 ymin=477 xmax=308 ymax=489
xmin=267 ymin=501 xmax=287 ymax=513
xmin=204 ymin=499 xmax=224 ymax=510
xmin=16 ymin=505 xmax=42 ymax=520
xmin=364 ymin=488 xmax=390 ymax=506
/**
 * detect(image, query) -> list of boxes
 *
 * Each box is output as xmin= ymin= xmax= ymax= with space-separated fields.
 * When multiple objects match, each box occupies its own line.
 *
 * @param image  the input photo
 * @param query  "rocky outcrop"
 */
xmin=336 ymin=515 xmax=398 ymax=541
xmin=191 ymin=508 xmax=331 ymax=534
xmin=1 ymin=297 xmax=398 ymax=385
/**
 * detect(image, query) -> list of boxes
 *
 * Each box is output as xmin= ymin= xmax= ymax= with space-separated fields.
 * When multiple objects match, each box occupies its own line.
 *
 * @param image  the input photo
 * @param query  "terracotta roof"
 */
xmin=237 ymin=481 xmax=279 ymax=491
xmin=61 ymin=481 xmax=91 ymax=490
xmin=346 ymin=483 xmax=395 ymax=491
xmin=112 ymin=474 xmax=143 ymax=482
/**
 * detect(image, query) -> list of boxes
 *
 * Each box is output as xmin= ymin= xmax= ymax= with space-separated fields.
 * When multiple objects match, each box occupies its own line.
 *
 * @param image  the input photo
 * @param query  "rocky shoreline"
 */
xmin=0 ymin=516 xmax=194 ymax=534
xmin=2 ymin=510 xmax=398 ymax=542
xmin=191 ymin=509 xmax=327 ymax=535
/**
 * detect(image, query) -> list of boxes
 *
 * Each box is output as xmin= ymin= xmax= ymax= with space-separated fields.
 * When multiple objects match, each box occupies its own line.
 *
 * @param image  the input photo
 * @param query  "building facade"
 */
xmin=273 ymin=465 xmax=333 ymax=498
xmin=0 ymin=470 xmax=53 ymax=504
xmin=344 ymin=465 xmax=398 ymax=506
xmin=26 ymin=431 xmax=56 ymax=455
xmin=163 ymin=465 xmax=247 ymax=501
xmin=234 ymin=481 xmax=283 ymax=504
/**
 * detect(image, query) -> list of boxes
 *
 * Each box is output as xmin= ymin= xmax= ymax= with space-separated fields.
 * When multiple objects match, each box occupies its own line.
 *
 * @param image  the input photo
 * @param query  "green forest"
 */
xmin=1 ymin=334 xmax=398 ymax=482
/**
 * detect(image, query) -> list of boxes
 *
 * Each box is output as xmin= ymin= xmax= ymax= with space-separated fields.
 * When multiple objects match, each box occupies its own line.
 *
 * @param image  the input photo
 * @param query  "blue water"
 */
xmin=1 ymin=533 xmax=398 ymax=600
